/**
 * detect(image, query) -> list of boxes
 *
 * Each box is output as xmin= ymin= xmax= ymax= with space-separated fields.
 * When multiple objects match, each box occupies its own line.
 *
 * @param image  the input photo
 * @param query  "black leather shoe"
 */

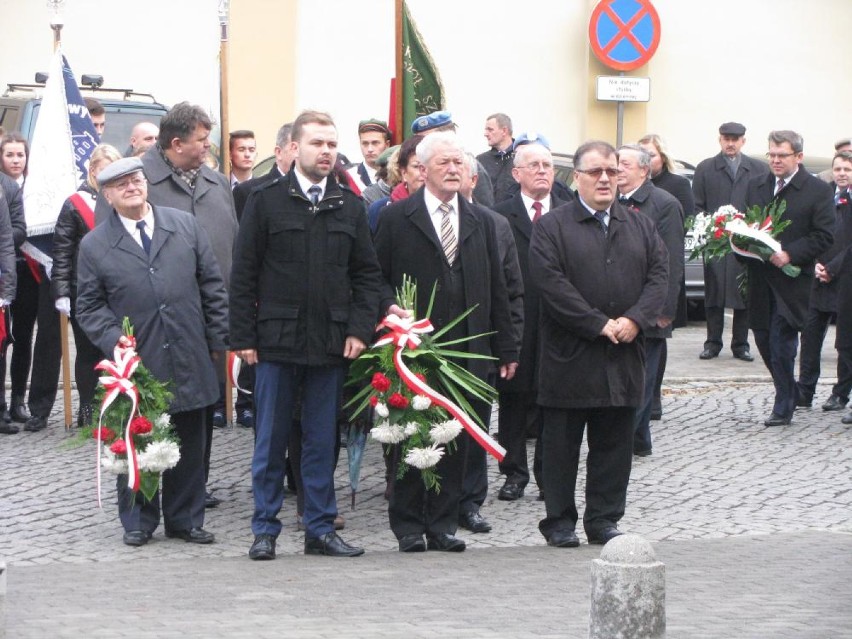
xmin=165 ymin=527 xmax=215 ymax=544
xmin=10 ymin=398 xmax=29 ymax=423
xmin=458 ymin=511 xmax=492 ymax=533
xmin=842 ymin=412 xmax=852 ymax=425
xmin=426 ymin=533 xmax=466 ymax=552
xmin=205 ymin=491 xmax=221 ymax=508
xmin=822 ymin=395 xmax=847 ymax=412
xmin=634 ymin=449 xmax=652 ymax=457
xmin=236 ymin=409 xmax=254 ymax=428
xmin=123 ymin=530 xmax=152 ymax=547
xmin=547 ymin=529 xmax=580 ymax=548
xmin=212 ymin=409 xmax=226 ymax=428
xmin=0 ymin=421 xmax=19 ymax=434
xmin=23 ymin=415 xmax=47 ymax=432
xmin=398 ymin=533 xmax=426 ymax=553
xmin=497 ymin=482 xmax=525 ymax=501
xmin=649 ymin=408 xmax=662 ymax=421
xmin=764 ymin=413 xmax=792 ymax=427
xmin=732 ymin=349 xmax=755 ymax=362
xmin=304 ymin=532 xmax=364 ymax=557
xmin=699 ymin=348 xmax=720 ymax=360
xmin=248 ymin=534 xmax=276 ymax=560
xmin=537 ymin=491 xmax=545 ymax=501
xmin=1 ymin=406 xmax=10 ymax=423
xmin=588 ymin=526 xmax=623 ymax=545
xmin=795 ymin=396 xmax=812 ymax=408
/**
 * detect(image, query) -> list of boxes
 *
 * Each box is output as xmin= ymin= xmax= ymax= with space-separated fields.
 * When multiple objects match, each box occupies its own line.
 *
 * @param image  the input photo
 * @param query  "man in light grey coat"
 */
xmin=76 ymin=157 xmax=229 ymax=547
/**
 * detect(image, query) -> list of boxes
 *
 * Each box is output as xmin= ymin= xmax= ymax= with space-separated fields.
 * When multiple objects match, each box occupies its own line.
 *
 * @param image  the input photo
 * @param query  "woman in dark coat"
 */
xmin=51 ymin=144 xmax=123 ymax=428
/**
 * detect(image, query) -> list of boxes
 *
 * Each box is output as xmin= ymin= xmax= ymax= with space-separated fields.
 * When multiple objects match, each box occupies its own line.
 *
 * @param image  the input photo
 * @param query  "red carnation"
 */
xmin=93 ymin=426 xmax=116 ymax=442
xmin=714 ymin=215 xmax=725 ymax=227
xmin=414 ymin=373 xmax=426 ymax=382
xmin=110 ymin=439 xmax=128 ymax=455
xmin=369 ymin=395 xmax=379 ymax=407
xmin=371 ymin=372 xmax=391 ymax=392
xmin=388 ymin=392 xmax=409 ymax=409
xmin=130 ymin=416 xmax=153 ymax=435
xmin=713 ymin=228 xmax=724 ymax=240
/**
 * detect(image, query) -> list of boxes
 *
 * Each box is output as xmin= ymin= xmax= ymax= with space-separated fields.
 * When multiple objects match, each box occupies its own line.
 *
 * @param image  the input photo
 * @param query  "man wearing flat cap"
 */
xmin=692 ymin=122 xmax=769 ymax=362
xmin=347 ymin=119 xmax=391 ymax=195
xmin=76 ymin=157 xmax=229 ymax=547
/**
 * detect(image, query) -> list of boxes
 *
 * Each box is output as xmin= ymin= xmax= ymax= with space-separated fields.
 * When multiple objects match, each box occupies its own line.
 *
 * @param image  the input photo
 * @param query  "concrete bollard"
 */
xmin=0 ymin=561 xmax=5 ymax=639
xmin=589 ymin=534 xmax=665 ymax=639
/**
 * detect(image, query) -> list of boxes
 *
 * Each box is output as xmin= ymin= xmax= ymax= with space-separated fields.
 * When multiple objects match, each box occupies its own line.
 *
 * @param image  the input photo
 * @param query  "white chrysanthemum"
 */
xmin=375 ymin=402 xmax=390 ymax=418
xmin=403 ymin=422 xmax=420 ymax=437
xmin=370 ymin=421 xmax=406 ymax=444
xmin=137 ymin=440 xmax=181 ymax=472
xmin=101 ymin=450 xmax=128 ymax=475
xmin=404 ymin=444 xmax=444 ymax=469
xmin=155 ymin=413 xmax=171 ymax=430
xmin=429 ymin=419 xmax=463 ymax=445
xmin=411 ymin=395 xmax=431 ymax=411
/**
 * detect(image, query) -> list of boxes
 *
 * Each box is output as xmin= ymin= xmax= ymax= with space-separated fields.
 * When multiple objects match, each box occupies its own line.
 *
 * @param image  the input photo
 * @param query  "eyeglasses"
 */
xmin=576 ymin=167 xmax=618 ymax=179
xmin=765 ymin=152 xmax=796 ymax=160
xmin=110 ymin=176 xmax=147 ymax=191
xmin=518 ymin=161 xmax=554 ymax=172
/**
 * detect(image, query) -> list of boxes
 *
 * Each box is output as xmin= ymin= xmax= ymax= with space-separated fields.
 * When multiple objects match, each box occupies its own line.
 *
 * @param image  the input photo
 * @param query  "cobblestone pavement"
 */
xmin=2 ymin=324 xmax=851 ymax=637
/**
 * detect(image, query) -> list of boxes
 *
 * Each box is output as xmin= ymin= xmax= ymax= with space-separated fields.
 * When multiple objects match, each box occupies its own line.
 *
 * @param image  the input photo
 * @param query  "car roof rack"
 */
xmin=3 ymin=83 xmax=162 ymax=105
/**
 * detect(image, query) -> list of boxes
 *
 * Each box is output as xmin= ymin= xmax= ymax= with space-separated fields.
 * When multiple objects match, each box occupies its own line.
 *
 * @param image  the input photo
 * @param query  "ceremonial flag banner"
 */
xmin=22 ymin=49 xmax=99 ymax=269
xmin=399 ymin=0 xmax=445 ymax=138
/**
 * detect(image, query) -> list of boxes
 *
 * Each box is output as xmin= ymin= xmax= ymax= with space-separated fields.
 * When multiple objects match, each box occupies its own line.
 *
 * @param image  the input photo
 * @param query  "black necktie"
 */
xmin=308 ymin=185 xmax=321 ymax=207
xmin=594 ymin=210 xmax=608 ymax=235
xmin=618 ymin=194 xmax=630 ymax=205
xmin=136 ymin=220 xmax=151 ymax=255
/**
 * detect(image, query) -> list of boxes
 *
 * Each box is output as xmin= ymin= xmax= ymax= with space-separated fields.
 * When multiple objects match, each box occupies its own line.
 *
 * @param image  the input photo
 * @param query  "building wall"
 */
xmin=1 ymin=0 xmax=849 ymax=167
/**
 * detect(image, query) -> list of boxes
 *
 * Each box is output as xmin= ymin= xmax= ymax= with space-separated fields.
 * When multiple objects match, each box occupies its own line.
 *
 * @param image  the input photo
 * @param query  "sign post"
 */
xmin=588 ymin=0 xmax=660 ymax=146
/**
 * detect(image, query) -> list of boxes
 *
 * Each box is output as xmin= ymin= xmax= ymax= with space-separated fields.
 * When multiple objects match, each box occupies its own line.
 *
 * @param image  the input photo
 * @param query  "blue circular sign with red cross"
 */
xmin=589 ymin=0 xmax=661 ymax=72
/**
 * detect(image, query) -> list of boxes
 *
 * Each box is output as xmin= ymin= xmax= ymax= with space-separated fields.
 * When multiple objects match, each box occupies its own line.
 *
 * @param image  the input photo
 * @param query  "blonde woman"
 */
xmin=51 ymin=144 xmax=123 ymax=428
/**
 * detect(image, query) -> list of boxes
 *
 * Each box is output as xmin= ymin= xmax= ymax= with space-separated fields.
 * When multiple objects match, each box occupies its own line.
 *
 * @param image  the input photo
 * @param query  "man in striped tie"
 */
xmin=373 ymin=131 xmax=519 ymax=553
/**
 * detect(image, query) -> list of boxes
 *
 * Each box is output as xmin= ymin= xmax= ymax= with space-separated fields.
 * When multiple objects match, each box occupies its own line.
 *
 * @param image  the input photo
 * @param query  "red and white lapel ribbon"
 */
xmin=373 ymin=314 xmax=506 ymax=462
xmin=94 ymin=344 xmax=141 ymax=507
xmin=228 ymin=351 xmax=252 ymax=395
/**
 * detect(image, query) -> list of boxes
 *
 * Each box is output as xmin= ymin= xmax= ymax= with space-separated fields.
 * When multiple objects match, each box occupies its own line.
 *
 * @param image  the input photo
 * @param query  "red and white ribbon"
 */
xmin=94 ymin=343 xmax=141 ymax=507
xmin=373 ymin=315 xmax=506 ymax=462
xmin=227 ymin=351 xmax=252 ymax=395
xmin=724 ymin=218 xmax=781 ymax=262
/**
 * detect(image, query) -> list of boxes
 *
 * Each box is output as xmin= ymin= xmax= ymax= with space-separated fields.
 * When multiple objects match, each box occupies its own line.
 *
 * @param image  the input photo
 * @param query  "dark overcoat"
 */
xmin=744 ymin=168 xmax=835 ymax=330
xmin=529 ymin=199 xmax=668 ymax=409
xmin=373 ymin=189 xmax=519 ymax=381
xmin=693 ymin=153 xmax=769 ymax=308
xmin=229 ymin=172 xmax=382 ymax=367
xmin=809 ymin=185 xmax=851 ymax=313
xmin=493 ymin=191 xmax=570 ymax=393
xmin=76 ymin=205 xmax=229 ymax=414
xmin=625 ymin=180 xmax=684 ymax=339
xmin=141 ymin=147 xmax=239 ymax=290
xmin=828 ymin=196 xmax=852 ymax=348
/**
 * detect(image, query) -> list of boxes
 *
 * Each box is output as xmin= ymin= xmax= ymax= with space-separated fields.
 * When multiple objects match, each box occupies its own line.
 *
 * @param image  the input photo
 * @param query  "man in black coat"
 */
xmin=798 ymin=151 xmax=852 ymax=411
xmin=617 ymin=145 xmax=683 ymax=457
xmin=477 ymin=113 xmax=515 ymax=204
xmin=529 ymin=140 xmax=667 ymax=548
xmin=232 ymin=123 xmax=294 ymax=220
xmin=693 ymin=122 xmax=769 ymax=361
xmin=230 ymin=110 xmax=383 ymax=560
xmin=493 ymin=142 xmax=571 ymax=501
xmin=745 ymin=130 xmax=834 ymax=426
xmin=374 ymin=131 xmax=518 ymax=553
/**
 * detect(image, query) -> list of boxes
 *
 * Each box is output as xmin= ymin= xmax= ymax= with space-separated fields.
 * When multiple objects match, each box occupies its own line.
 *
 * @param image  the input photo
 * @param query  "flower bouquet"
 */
xmin=688 ymin=201 xmax=800 ymax=277
xmin=346 ymin=276 xmax=504 ymax=492
xmin=74 ymin=318 xmax=177 ymax=504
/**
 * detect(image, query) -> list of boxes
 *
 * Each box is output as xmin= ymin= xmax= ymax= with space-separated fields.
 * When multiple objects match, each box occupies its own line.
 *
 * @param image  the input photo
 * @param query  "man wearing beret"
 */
xmin=76 ymin=157 xmax=229 ymax=547
xmin=347 ymin=119 xmax=391 ymax=196
xmin=693 ymin=122 xmax=769 ymax=362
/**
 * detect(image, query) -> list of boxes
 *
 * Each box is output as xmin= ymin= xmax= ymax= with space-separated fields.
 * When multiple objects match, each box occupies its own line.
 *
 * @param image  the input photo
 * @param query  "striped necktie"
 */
xmin=439 ymin=202 xmax=458 ymax=265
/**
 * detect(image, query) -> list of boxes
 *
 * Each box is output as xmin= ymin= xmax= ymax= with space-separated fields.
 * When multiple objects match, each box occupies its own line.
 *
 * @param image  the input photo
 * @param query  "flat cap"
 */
xmin=719 ymin=122 xmax=746 ymax=136
xmin=358 ymin=118 xmax=391 ymax=136
xmin=513 ymin=131 xmax=551 ymax=152
xmin=411 ymin=110 xmax=454 ymax=134
xmin=97 ymin=156 xmax=144 ymax=187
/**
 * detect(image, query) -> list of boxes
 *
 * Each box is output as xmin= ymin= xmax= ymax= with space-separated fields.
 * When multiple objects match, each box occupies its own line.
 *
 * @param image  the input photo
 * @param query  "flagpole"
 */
xmin=394 ymin=0 xmax=404 ymax=145
xmin=48 ymin=1 xmax=74 ymax=430
xmin=218 ymin=0 xmax=234 ymax=426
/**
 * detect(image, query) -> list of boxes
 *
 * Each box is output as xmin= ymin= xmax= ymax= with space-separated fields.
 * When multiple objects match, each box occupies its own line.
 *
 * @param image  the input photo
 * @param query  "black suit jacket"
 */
xmin=745 ymin=167 xmax=834 ymax=330
xmin=493 ymin=191 xmax=570 ymax=393
xmin=373 ymin=189 xmax=518 ymax=381
xmin=233 ymin=165 xmax=284 ymax=221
